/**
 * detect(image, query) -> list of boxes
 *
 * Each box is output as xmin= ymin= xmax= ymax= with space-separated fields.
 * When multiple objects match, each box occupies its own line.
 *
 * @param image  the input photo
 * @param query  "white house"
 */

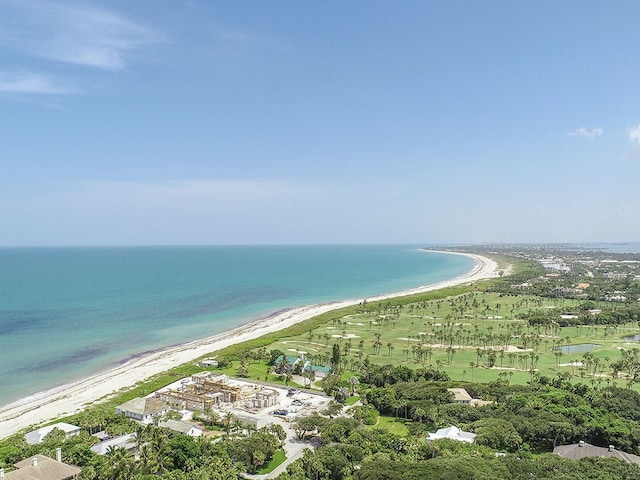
xmin=90 ymin=434 xmax=137 ymax=455
xmin=158 ymin=420 xmax=203 ymax=437
xmin=427 ymin=425 xmax=476 ymax=444
xmin=25 ymin=423 xmax=81 ymax=445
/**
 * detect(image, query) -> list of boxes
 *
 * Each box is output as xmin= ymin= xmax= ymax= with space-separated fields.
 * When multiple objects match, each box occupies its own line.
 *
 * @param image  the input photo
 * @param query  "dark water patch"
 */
xmin=160 ymin=286 xmax=299 ymax=321
xmin=10 ymin=346 xmax=110 ymax=374
xmin=623 ymin=334 xmax=640 ymax=341
xmin=0 ymin=310 xmax=53 ymax=335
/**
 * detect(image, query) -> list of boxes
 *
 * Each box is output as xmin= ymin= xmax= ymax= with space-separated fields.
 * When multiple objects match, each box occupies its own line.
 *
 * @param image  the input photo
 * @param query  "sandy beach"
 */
xmin=0 ymin=252 xmax=498 ymax=440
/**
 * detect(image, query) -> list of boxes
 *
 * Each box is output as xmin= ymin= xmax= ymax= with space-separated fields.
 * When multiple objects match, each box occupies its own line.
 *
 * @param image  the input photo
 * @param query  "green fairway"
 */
xmin=261 ymin=290 xmax=640 ymax=390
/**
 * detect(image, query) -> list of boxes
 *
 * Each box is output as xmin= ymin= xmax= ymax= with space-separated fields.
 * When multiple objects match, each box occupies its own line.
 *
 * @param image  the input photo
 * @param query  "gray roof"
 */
xmin=158 ymin=419 xmax=202 ymax=434
xmin=91 ymin=433 xmax=137 ymax=455
xmin=8 ymin=455 xmax=81 ymax=480
xmin=116 ymin=397 xmax=168 ymax=416
xmin=25 ymin=422 xmax=80 ymax=445
xmin=554 ymin=442 xmax=640 ymax=465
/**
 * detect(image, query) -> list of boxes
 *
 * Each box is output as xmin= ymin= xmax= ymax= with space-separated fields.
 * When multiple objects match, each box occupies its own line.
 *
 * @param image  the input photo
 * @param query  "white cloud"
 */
xmin=629 ymin=125 xmax=640 ymax=145
xmin=0 ymin=0 xmax=158 ymax=70
xmin=567 ymin=127 xmax=603 ymax=138
xmin=0 ymin=70 xmax=76 ymax=94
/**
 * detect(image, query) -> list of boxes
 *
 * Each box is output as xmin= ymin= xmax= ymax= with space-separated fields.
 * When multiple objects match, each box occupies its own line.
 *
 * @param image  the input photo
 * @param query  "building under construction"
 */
xmin=155 ymin=372 xmax=246 ymax=411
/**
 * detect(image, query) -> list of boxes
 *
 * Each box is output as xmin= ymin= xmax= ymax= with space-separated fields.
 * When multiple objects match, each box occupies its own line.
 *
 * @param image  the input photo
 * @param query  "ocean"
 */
xmin=0 ymin=245 xmax=474 ymax=408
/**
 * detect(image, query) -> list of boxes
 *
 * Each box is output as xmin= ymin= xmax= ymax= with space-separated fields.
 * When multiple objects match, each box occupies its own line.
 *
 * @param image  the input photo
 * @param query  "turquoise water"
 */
xmin=0 ymin=245 xmax=473 ymax=407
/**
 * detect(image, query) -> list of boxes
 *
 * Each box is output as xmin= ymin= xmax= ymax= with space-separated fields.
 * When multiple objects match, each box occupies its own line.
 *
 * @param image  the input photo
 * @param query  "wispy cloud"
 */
xmin=629 ymin=125 xmax=640 ymax=145
xmin=0 ymin=0 xmax=158 ymax=71
xmin=567 ymin=127 xmax=603 ymax=138
xmin=0 ymin=70 xmax=76 ymax=95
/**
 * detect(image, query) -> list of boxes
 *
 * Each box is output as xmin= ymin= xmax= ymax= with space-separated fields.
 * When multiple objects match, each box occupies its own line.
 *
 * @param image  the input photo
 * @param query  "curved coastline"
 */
xmin=0 ymin=251 xmax=498 ymax=440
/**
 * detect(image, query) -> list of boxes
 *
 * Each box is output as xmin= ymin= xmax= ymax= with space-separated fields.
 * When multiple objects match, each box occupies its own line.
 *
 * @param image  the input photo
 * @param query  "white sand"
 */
xmin=0 ymin=252 xmax=498 ymax=439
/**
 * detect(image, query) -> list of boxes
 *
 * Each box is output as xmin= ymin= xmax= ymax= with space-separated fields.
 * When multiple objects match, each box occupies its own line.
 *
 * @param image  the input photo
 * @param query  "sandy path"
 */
xmin=0 ymin=252 xmax=498 ymax=439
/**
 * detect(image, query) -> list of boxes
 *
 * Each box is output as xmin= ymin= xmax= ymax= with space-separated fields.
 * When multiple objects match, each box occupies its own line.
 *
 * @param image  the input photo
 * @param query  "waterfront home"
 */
xmin=25 ymin=422 xmax=81 ymax=445
xmin=158 ymin=419 xmax=203 ymax=437
xmin=115 ymin=397 xmax=170 ymax=424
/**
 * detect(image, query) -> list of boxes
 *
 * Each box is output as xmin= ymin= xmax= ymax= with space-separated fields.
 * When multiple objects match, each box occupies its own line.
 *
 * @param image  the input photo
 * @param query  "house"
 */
xmin=305 ymin=365 xmax=331 ymax=380
xmin=1 ymin=450 xmax=81 ymax=480
xmin=446 ymin=388 xmax=493 ymax=407
xmin=90 ymin=433 xmax=137 ymax=455
xmin=158 ymin=420 xmax=203 ymax=437
xmin=447 ymin=388 xmax=472 ymax=405
xmin=115 ymin=397 xmax=170 ymax=424
xmin=426 ymin=425 xmax=476 ymax=444
xmin=274 ymin=355 xmax=303 ymax=374
xmin=554 ymin=441 xmax=640 ymax=465
xmin=197 ymin=358 xmax=218 ymax=368
xmin=25 ymin=422 xmax=81 ymax=445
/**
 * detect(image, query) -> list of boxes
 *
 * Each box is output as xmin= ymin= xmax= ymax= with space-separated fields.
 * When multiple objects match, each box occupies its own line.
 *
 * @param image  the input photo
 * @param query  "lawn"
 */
xmin=251 ymin=289 xmax=639 ymax=390
xmin=367 ymin=415 xmax=410 ymax=436
xmin=256 ymin=449 xmax=287 ymax=474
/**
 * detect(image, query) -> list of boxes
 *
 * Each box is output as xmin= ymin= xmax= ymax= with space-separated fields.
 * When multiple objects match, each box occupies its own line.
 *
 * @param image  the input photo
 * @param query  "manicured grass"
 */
xmin=256 ymin=449 xmax=286 ymax=474
xmin=264 ymin=289 xmax=639 ymax=390
xmin=368 ymin=415 xmax=410 ymax=436
xmin=345 ymin=396 xmax=360 ymax=406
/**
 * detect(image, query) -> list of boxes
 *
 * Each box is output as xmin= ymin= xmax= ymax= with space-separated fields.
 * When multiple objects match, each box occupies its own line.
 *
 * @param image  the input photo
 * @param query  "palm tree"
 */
xmin=223 ymin=411 xmax=236 ymax=435
xmin=348 ymin=376 xmax=359 ymax=395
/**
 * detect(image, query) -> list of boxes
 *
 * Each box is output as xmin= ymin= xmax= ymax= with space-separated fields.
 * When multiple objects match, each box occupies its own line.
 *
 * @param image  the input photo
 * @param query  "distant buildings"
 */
xmin=539 ymin=258 xmax=571 ymax=273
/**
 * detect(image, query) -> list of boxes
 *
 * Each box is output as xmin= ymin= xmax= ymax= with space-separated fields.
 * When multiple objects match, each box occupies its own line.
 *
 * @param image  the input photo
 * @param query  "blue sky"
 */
xmin=1 ymin=1 xmax=639 ymax=246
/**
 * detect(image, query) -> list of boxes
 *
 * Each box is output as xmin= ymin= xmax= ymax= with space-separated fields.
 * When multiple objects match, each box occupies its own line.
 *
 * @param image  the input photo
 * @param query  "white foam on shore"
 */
xmin=0 ymin=251 xmax=498 ymax=439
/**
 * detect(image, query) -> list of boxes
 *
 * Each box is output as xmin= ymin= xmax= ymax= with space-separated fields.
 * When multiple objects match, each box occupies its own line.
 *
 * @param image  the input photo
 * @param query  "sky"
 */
xmin=1 ymin=1 xmax=640 ymax=246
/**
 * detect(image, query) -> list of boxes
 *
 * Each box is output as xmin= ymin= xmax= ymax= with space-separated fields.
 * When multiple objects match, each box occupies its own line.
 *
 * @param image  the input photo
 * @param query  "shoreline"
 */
xmin=0 ymin=252 xmax=498 ymax=440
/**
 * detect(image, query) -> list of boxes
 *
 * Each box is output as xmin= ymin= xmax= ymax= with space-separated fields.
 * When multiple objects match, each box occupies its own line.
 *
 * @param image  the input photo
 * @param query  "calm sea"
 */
xmin=0 ymin=245 xmax=473 ymax=407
